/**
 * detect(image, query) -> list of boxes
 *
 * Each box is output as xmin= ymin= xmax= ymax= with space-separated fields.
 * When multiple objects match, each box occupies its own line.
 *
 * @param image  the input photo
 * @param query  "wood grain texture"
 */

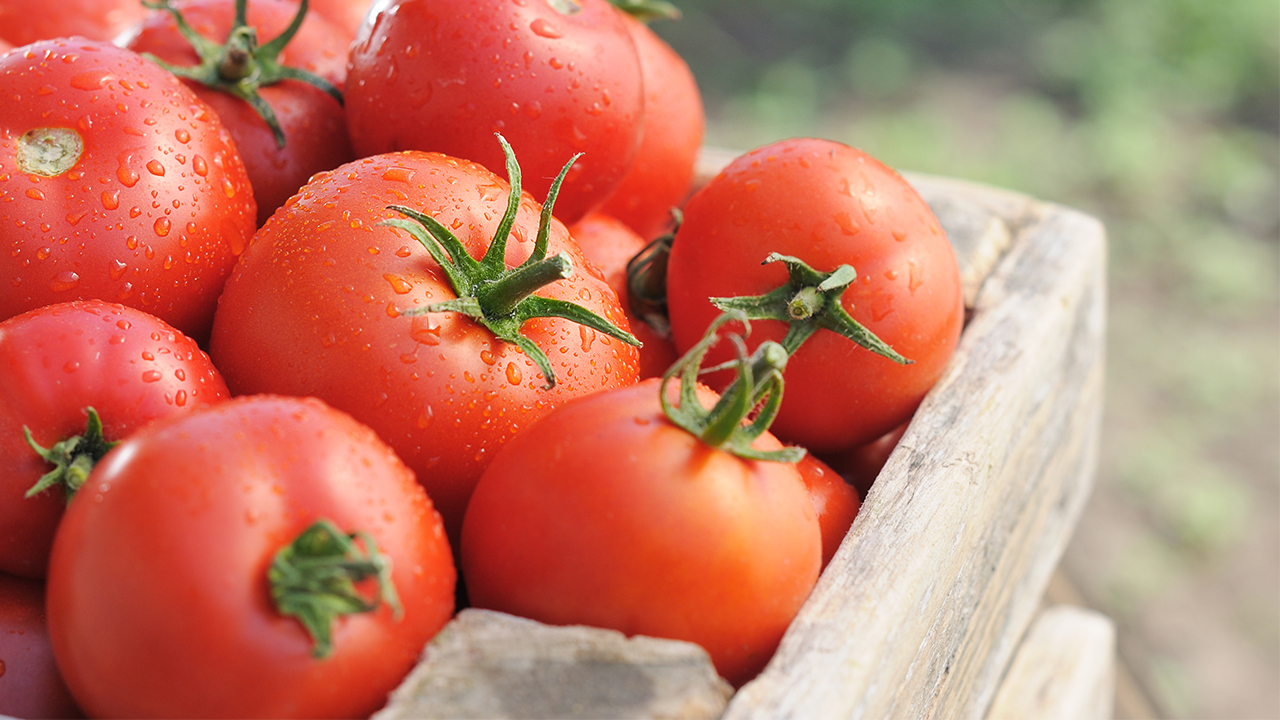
xmin=721 ymin=184 xmax=1108 ymax=720
xmin=986 ymin=605 xmax=1116 ymax=720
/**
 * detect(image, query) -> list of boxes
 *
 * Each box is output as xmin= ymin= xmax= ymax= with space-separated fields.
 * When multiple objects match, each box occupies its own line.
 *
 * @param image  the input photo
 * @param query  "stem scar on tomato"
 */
xmin=16 ymin=127 xmax=84 ymax=178
xmin=710 ymin=253 xmax=913 ymax=364
xmin=139 ymin=0 xmax=342 ymax=148
xmin=381 ymin=134 xmax=641 ymax=390
xmin=661 ymin=311 xmax=803 ymax=463
xmin=268 ymin=518 xmax=402 ymax=660
xmin=23 ymin=406 xmax=118 ymax=502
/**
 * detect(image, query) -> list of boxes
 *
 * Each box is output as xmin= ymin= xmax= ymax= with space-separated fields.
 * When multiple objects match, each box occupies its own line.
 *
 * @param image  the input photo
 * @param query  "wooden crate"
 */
xmin=382 ymin=148 xmax=1110 ymax=720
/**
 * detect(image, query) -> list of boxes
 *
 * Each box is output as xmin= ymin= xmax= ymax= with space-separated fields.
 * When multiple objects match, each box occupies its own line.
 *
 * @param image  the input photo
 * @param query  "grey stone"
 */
xmin=375 ymin=609 xmax=734 ymax=720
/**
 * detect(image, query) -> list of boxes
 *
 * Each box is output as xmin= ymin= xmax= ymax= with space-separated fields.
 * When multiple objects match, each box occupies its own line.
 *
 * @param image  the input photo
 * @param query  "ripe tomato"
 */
xmin=46 ymin=395 xmax=456 ymax=719
xmin=125 ymin=0 xmax=355 ymax=226
xmin=570 ymin=212 xmax=677 ymax=378
xmin=821 ymin=421 xmax=908 ymax=500
xmin=209 ymin=147 xmax=640 ymax=546
xmin=308 ymin=0 xmax=371 ymax=40
xmin=0 ymin=300 xmax=229 ymax=579
xmin=666 ymin=138 xmax=964 ymax=453
xmin=0 ymin=573 xmax=80 ymax=719
xmin=597 ymin=12 xmax=704 ymax=241
xmin=344 ymin=0 xmax=645 ymax=225
xmin=0 ymin=39 xmax=257 ymax=343
xmin=0 ymin=0 xmax=146 ymax=46
xmin=797 ymin=453 xmax=860 ymax=570
xmin=461 ymin=376 xmax=821 ymax=687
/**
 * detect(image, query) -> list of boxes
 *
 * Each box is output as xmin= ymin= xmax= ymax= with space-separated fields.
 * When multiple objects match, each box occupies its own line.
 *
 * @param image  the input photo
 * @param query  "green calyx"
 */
xmin=382 ymin=133 xmax=641 ymax=390
xmin=660 ymin=311 xmax=804 ymax=463
xmin=609 ymin=0 xmax=682 ymax=22
xmin=710 ymin=253 xmax=912 ymax=365
xmin=24 ymin=407 xmax=118 ymax=502
xmin=624 ymin=208 xmax=679 ymax=338
xmin=141 ymin=0 xmax=343 ymax=149
xmin=268 ymin=518 xmax=402 ymax=660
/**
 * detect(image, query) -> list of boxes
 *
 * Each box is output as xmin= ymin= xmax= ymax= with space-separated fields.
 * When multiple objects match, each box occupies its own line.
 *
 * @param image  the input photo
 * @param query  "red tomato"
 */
xmin=570 ymin=212 xmax=677 ymax=378
xmin=344 ymin=0 xmax=645 ymax=225
xmin=797 ymin=453 xmax=860 ymax=571
xmin=666 ymin=138 xmax=964 ymax=453
xmin=0 ymin=39 xmax=257 ymax=343
xmin=821 ymin=421 xmax=908 ymax=500
xmin=125 ymin=0 xmax=355 ymax=227
xmin=209 ymin=149 xmax=640 ymax=546
xmin=461 ymin=377 xmax=821 ymax=687
xmin=308 ymin=0 xmax=372 ymax=40
xmin=598 ymin=13 xmax=704 ymax=241
xmin=45 ymin=395 xmax=456 ymax=719
xmin=0 ymin=300 xmax=229 ymax=579
xmin=0 ymin=573 xmax=80 ymax=719
xmin=0 ymin=0 xmax=145 ymax=46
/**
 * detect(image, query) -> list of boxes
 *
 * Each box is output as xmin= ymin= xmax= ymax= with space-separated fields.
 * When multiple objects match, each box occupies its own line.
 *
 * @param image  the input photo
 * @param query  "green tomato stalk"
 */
xmin=624 ymin=209 xmax=679 ymax=339
xmin=710 ymin=253 xmax=913 ymax=364
xmin=24 ymin=407 xmax=118 ymax=502
xmin=661 ymin=311 xmax=803 ymax=463
xmin=382 ymin=134 xmax=642 ymax=391
xmin=268 ymin=519 xmax=402 ymax=660
xmin=609 ymin=0 xmax=682 ymax=22
xmin=140 ymin=0 xmax=343 ymax=148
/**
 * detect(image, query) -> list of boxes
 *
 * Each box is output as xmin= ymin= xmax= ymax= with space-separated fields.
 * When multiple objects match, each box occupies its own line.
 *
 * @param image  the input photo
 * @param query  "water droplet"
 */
xmin=49 ymin=271 xmax=79 ymax=292
xmin=174 ymin=368 xmax=185 ymax=381
xmin=116 ymin=163 xmax=139 ymax=188
xmin=146 ymin=159 xmax=164 ymax=177
xmin=530 ymin=18 xmax=562 ymax=38
xmin=892 ymin=229 xmax=907 ymax=242
xmin=69 ymin=69 xmax=112 ymax=90
xmin=908 ymin=260 xmax=923 ymax=292
xmin=174 ymin=389 xmax=187 ymax=407
xmin=141 ymin=350 xmax=155 ymax=361
xmin=65 ymin=210 xmax=86 ymax=226
xmin=109 ymin=258 xmax=127 ymax=279
xmin=174 ymin=128 xmax=190 ymax=144
xmin=220 ymin=178 xmax=236 ymax=198
xmin=505 ymin=362 xmax=522 ymax=385
xmin=383 ymin=273 xmax=413 ymax=294
xmin=101 ymin=189 xmax=119 ymax=209
xmin=382 ymin=167 xmax=414 ymax=184
xmin=416 ymin=405 xmax=434 ymax=429
xmin=141 ymin=370 xmax=163 ymax=382
xmin=410 ymin=315 xmax=441 ymax=345
xmin=834 ymin=212 xmax=860 ymax=236
xmin=125 ymin=235 xmax=138 ymax=250
xmin=25 ymin=188 xmax=44 ymax=200
xmin=63 ymin=360 xmax=79 ymax=373
xmin=192 ymin=155 xmax=208 ymax=176
xmin=884 ymin=269 xmax=899 ymax=281
xmin=579 ymin=325 xmax=596 ymax=352
xmin=154 ymin=217 xmax=171 ymax=237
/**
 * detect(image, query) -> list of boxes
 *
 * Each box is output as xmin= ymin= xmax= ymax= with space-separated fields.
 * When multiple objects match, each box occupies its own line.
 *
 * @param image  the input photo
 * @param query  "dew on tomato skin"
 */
xmin=885 ymin=269 xmax=900 ymax=281
xmin=25 ymin=187 xmax=45 ymax=200
xmin=834 ymin=212 xmax=861 ymax=236
xmin=416 ymin=405 xmax=434 ymax=429
xmin=383 ymin=273 xmax=413 ymax=294
xmin=154 ymin=217 xmax=171 ymax=237
xmin=192 ymin=155 xmax=208 ymax=176
xmin=49 ymin=271 xmax=79 ymax=292
xmin=63 ymin=360 xmax=79 ymax=373
xmin=141 ymin=370 xmax=162 ymax=383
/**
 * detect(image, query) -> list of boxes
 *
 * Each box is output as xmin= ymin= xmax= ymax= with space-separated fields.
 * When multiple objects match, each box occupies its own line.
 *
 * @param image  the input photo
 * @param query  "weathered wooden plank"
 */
xmin=722 ymin=197 xmax=1107 ymax=720
xmin=986 ymin=605 xmax=1116 ymax=720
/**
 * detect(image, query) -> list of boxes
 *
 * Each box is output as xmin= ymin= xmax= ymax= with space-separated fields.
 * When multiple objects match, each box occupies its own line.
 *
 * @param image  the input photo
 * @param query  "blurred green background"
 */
xmin=650 ymin=1 xmax=1279 ymax=717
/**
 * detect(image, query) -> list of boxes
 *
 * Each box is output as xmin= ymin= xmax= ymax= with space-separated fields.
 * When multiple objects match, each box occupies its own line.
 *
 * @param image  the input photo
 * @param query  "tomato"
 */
xmin=307 ymin=0 xmax=371 ymax=40
xmin=797 ymin=453 xmax=860 ymax=571
xmin=125 ymin=0 xmax=355 ymax=227
xmin=344 ymin=0 xmax=645 ymax=225
xmin=461 ymin=324 xmax=820 ymax=687
xmin=0 ymin=300 xmax=229 ymax=579
xmin=597 ymin=12 xmax=704 ymax=241
xmin=570 ymin=212 xmax=677 ymax=378
xmin=821 ymin=421 xmax=908 ymax=500
xmin=209 ymin=145 xmax=640 ymax=546
xmin=0 ymin=0 xmax=146 ymax=46
xmin=666 ymin=138 xmax=964 ymax=453
xmin=0 ymin=573 xmax=80 ymax=719
xmin=0 ymin=39 xmax=257 ymax=343
xmin=45 ymin=395 xmax=455 ymax=719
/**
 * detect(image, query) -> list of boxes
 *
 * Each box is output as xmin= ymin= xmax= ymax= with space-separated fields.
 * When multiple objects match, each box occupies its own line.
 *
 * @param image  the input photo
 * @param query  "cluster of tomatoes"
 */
xmin=0 ymin=0 xmax=965 ymax=717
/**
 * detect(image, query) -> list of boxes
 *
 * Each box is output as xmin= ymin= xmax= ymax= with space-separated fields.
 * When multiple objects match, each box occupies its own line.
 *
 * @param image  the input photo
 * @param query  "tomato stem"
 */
xmin=609 ymin=0 xmax=682 ymax=22
xmin=383 ymin=134 xmax=641 ymax=390
xmin=711 ymin=253 xmax=912 ymax=364
xmin=24 ymin=407 xmax=118 ymax=502
xmin=139 ymin=0 xmax=343 ymax=149
xmin=624 ymin=209 xmax=679 ymax=338
xmin=660 ymin=312 xmax=803 ymax=462
xmin=268 ymin=519 xmax=402 ymax=660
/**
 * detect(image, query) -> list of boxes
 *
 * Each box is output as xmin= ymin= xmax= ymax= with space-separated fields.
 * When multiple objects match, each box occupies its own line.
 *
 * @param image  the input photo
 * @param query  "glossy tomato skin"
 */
xmin=0 ymin=39 xmax=257 ymax=343
xmin=46 ymin=395 xmax=456 ymax=719
xmin=0 ymin=300 xmax=229 ymax=579
xmin=797 ymin=453 xmax=860 ymax=571
xmin=0 ymin=573 xmax=81 ymax=719
xmin=344 ymin=0 xmax=645 ymax=226
xmin=125 ymin=0 xmax=355 ymax=227
xmin=570 ymin=212 xmax=677 ymax=378
xmin=209 ymin=151 xmax=639 ymax=546
xmin=667 ymin=138 xmax=964 ymax=453
xmin=598 ymin=14 xmax=704 ymax=241
xmin=461 ymin=378 xmax=821 ymax=687
xmin=0 ymin=0 xmax=145 ymax=46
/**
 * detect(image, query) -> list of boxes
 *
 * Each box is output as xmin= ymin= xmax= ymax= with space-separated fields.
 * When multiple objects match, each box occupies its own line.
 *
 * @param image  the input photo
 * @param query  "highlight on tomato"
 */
xmin=0 ymin=300 xmax=230 ymax=579
xmin=666 ymin=137 xmax=964 ymax=453
xmin=45 ymin=395 xmax=456 ymax=719
xmin=209 ymin=135 xmax=641 ymax=546
xmin=461 ymin=314 xmax=821 ymax=687
xmin=0 ymin=38 xmax=257 ymax=343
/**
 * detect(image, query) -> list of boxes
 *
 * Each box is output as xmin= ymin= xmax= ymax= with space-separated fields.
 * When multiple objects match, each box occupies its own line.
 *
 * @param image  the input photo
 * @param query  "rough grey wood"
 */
xmin=376 ymin=609 xmax=733 ymax=720
xmin=987 ymin=605 xmax=1117 ymax=720
xmin=721 ymin=187 xmax=1107 ymax=720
